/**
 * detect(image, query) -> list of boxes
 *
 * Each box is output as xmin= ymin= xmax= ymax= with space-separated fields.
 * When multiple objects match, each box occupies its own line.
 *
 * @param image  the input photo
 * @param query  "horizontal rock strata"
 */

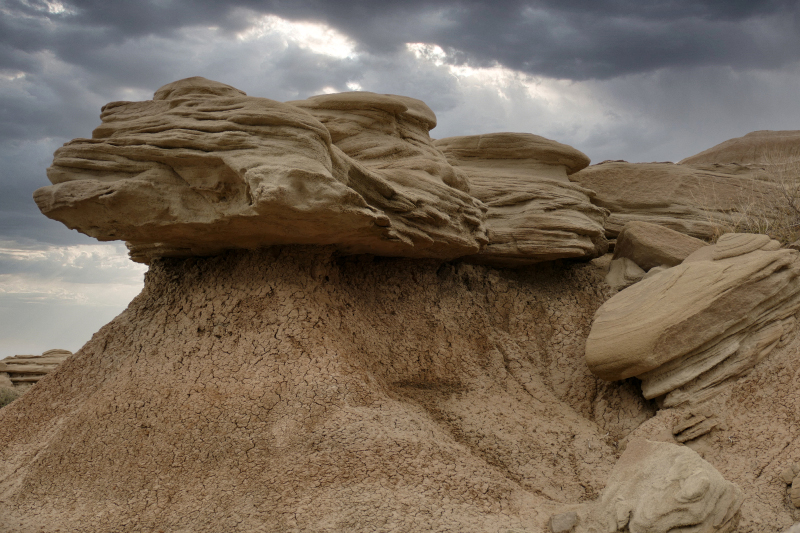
xmin=34 ymin=77 xmax=609 ymax=266
xmin=586 ymin=233 xmax=800 ymax=407
xmin=434 ymin=133 xmax=608 ymax=265
xmin=0 ymin=349 xmax=71 ymax=389
xmin=570 ymin=160 xmax=781 ymax=240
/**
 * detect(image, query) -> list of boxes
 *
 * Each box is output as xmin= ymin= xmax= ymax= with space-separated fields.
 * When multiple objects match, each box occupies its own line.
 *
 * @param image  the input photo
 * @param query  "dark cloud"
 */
xmin=2 ymin=0 xmax=798 ymax=81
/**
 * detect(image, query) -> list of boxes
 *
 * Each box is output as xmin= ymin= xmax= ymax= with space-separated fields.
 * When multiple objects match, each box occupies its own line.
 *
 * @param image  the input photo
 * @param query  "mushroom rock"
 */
xmin=586 ymin=233 xmax=800 ymax=407
xmin=434 ymin=133 xmax=608 ymax=266
xmin=569 ymin=160 xmax=781 ymax=240
xmin=34 ymin=78 xmax=489 ymax=264
xmin=573 ymin=439 xmax=742 ymax=533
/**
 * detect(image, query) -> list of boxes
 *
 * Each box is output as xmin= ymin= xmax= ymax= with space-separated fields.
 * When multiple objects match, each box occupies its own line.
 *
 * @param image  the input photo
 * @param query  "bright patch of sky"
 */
xmin=237 ymin=14 xmax=359 ymax=59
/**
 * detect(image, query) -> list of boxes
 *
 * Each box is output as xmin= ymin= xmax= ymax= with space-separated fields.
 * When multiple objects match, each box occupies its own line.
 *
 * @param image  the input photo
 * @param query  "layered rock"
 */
xmin=586 ymin=233 xmax=800 ymax=407
xmin=0 ymin=349 xmax=72 ymax=391
xmin=681 ymin=130 xmax=800 ymax=168
xmin=434 ymin=133 xmax=608 ymax=265
xmin=35 ymin=78 xmax=488 ymax=264
xmin=612 ymin=221 xmax=708 ymax=271
xmin=570 ymin=160 xmax=781 ymax=240
xmin=570 ymin=439 xmax=742 ymax=533
xmin=35 ymin=77 xmax=610 ymax=266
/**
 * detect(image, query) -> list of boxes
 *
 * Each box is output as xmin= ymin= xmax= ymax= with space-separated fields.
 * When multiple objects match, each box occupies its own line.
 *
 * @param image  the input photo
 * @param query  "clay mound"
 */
xmin=0 ymin=247 xmax=650 ymax=532
xmin=681 ymin=130 xmax=800 ymax=167
xmin=570 ymin=160 xmax=781 ymax=239
xmin=434 ymin=133 xmax=608 ymax=266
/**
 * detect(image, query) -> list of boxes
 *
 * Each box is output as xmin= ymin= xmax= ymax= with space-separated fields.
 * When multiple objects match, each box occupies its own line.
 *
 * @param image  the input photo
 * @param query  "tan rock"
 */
xmin=0 ymin=350 xmax=71 ymax=387
xmin=569 ymin=160 xmax=781 ymax=240
xmin=613 ymin=221 xmax=708 ymax=271
xmin=604 ymin=257 xmax=645 ymax=290
xmin=577 ymin=439 xmax=742 ymax=533
xmin=586 ymin=233 xmax=800 ymax=407
xmin=680 ymin=130 xmax=800 ymax=168
xmin=434 ymin=133 xmax=608 ymax=265
xmin=35 ymin=77 xmax=488 ymax=264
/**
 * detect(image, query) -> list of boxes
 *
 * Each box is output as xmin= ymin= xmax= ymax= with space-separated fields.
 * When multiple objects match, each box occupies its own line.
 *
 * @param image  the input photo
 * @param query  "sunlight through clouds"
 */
xmin=237 ymin=14 xmax=359 ymax=59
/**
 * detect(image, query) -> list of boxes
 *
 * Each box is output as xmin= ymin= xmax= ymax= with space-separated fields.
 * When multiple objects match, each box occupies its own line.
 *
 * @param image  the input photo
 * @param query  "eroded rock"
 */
xmin=35 ymin=77 xmax=610 ymax=267
xmin=434 ymin=133 xmax=608 ymax=265
xmin=570 ymin=160 xmax=781 ymax=240
xmin=586 ymin=233 xmax=800 ymax=407
xmin=613 ymin=221 xmax=708 ymax=271
xmin=35 ymin=77 xmax=489 ymax=264
xmin=0 ymin=349 xmax=72 ymax=391
xmin=575 ymin=439 xmax=742 ymax=533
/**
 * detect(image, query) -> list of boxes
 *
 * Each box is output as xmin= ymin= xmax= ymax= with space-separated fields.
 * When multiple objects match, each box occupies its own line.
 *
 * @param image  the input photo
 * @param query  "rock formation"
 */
xmin=34 ymin=77 xmax=608 ymax=266
xmin=570 ymin=160 xmax=781 ymax=240
xmin=612 ymin=221 xmax=708 ymax=272
xmin=434 ymin=133 xmax=608 ymax=265
xmin=571 ymin=439 xmax=743 ymax=533
xmin=587 ymin=233 xmax=800 ymax=407
xmin=0 ymin=349 xmax=72 ymax=391
xmin=6 ymin=77 xmax=800 ymax=531
xmin=681 ymin=130 xmax=800 ymax=168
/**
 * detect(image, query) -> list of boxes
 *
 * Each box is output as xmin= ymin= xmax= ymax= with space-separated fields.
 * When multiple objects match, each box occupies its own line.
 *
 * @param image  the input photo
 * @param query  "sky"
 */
xmin=1 ymin=0 xmax=799 ymax=357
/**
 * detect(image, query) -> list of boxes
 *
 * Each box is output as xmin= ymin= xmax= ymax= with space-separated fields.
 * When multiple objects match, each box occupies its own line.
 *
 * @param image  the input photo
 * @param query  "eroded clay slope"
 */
xmin=0 ymin=247 xmax=648 ymax=533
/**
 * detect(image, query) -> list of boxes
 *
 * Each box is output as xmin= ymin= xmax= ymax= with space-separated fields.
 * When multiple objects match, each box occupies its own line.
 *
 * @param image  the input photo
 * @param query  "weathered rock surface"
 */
xmin=574 ymin=439 xmax=742 ymax=533
xmin=586 ymin=233 xmax=800 ymax=407
xmin=0 ymin=247 xmax=651 ymax=533
xmin=681 ymin=130 xmax=800 ymax=168
xmin=604 ymin=257 xmax=646 ymax=290
xmin=34 ymin=77 xmax=610 ymax=266
xmin=569 ymin=160 xmax=780 ymax=240
xmin=434 ymin=133 xmax=608 ymax=265
xmin=35 ymin=77 xmax=489 ymax=264
xmin=0 ymin=349 xmax=71 ymax=390
xmin=613 ymin=221 xmax=708 ymax=271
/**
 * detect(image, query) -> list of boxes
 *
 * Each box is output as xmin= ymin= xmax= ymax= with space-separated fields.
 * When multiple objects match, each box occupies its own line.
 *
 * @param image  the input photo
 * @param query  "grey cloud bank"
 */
xmin=1 ymin=0 xmax=799 ymax=356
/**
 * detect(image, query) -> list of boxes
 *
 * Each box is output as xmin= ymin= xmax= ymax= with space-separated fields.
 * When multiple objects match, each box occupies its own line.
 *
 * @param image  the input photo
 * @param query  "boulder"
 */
xmin=586 ymin=233 xmax=800 ymax=407
xmin=434 ymin=133 xmax=608 ymax=265
xmin=604 ymin=257 xmax=645 ymax=290
xmin=613 ymin=221 xmax=708 ymax=271
xmin=574 ymin=439 xmax=742 ymax=533
xmin=35 ymin=77 xmax=489 ymax=264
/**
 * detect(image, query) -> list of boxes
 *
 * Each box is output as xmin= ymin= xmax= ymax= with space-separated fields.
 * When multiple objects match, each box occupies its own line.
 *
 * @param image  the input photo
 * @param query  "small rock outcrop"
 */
xmin=34 ymin=77 xmax=608 ymax=266
xmin=586 ymin=233 xmax=800 ymax=407
xmin=434 ymin=133 xmax=608 ymax=265
xmin=569 ymin=160 xmax=781 ymax=240
xmin=572 ymin=439 xmax=742 ymax=533
xmin=612 ymin=221 xmax=708 ymax=271
xmin=0 ymin=349 xmax=72 ymax=390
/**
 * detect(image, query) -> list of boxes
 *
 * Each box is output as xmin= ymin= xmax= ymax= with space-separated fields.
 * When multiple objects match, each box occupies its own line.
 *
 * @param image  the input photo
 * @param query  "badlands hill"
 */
xmin=2 ymin=77 xmax=800 ymax=532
